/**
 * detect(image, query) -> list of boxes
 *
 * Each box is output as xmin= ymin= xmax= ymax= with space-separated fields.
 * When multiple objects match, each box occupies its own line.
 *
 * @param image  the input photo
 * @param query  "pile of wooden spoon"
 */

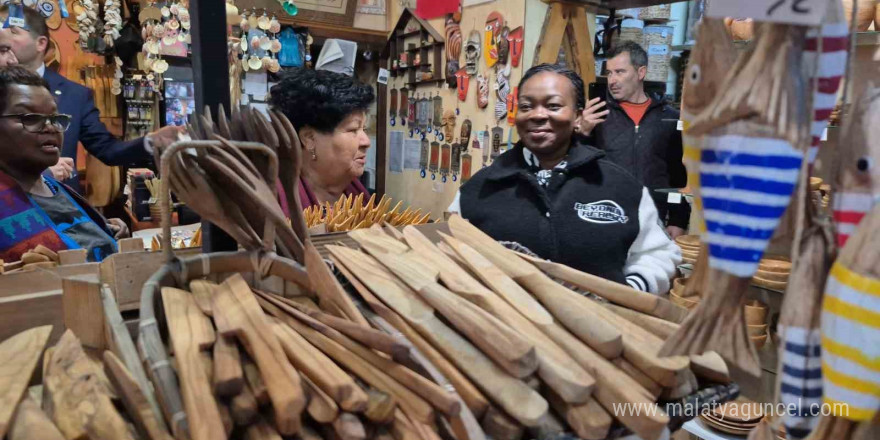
xmin=314 ymin=217 xmax=734 ymax=440
xmin=304 ymin=193 xmax=432 ymax=233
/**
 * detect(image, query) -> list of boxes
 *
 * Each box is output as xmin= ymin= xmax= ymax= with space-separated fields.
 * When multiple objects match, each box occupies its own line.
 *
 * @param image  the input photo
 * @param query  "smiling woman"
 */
xmin=0 ymin=66 xmax=122 ymax=262
xmin=269 ymin=68 xmax=375 ymax=213
xmin=448 ymin=64 xmax=681 ymax=295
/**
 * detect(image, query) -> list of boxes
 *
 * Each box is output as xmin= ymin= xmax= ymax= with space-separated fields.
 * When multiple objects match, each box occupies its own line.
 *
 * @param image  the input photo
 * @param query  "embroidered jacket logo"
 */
xmin=574 ymin=200 xmax=629 ymax=224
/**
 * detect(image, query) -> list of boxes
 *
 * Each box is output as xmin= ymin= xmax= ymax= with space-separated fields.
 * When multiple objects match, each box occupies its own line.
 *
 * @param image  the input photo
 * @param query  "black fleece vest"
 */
xmin=460 ymin=142 xmax=643 ymax=285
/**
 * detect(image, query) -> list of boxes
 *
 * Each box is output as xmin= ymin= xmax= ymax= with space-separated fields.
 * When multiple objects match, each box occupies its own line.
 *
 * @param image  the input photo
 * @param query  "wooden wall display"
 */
xmin=379 ymin=0 xmax=529 ymax=217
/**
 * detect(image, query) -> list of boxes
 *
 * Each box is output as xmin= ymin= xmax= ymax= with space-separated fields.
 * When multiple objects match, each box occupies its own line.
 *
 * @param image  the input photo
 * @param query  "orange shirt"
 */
xmin=620 ymin=99 xmax=652 ymax=126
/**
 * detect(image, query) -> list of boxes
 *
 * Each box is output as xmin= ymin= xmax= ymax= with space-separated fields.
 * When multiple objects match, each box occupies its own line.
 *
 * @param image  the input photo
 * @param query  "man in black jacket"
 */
xmin=584 ymin=41 xmax=689 ymax=238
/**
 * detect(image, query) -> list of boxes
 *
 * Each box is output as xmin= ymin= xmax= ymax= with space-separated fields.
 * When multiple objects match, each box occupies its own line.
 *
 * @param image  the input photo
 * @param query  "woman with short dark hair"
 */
xmin=270 ymin=68 xmax=375 ymax=212
xmin=0 ymin=66 xmax=127 ymax=262
xmin=449 ymin=64 xmax=680 ymax=294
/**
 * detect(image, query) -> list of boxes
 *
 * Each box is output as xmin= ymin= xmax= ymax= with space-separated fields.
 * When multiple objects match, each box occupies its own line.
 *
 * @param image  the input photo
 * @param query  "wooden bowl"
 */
xmin=672 ymin=277 xmax=692 ymax=296
xmin=670 ymin=290 xmax=700 ymax=310
xmin=753 ymin=276 xmax=788 ymax=291
xmin=680 ymin=249 xmax=700 ymax=261
xmin=745 ymin=300 xmax=767 ymax=324
xmin=748 ymin=324 xmax=768 ymax=337
xmin=755 ymin=269 xmax=789 ymax=282
xmin=759 ymin=256 xmax=791 ymax=273
xmin=675 ymin=235 xmax=701 ymax=248
xmin=681 ymin=256 xmax=697 ymax=265
xmin=752 ymin=333 xmax=768 ymax=350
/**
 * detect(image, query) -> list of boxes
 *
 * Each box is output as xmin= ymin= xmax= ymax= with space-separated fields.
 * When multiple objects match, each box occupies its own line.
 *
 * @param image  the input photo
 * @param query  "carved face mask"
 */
xmin=442 ymin=109 xmax=456 ymax=141
xmin=446 ymin=59 xmax=459 ymax=89
xmin=497 ymin=26 xmax=510 ymax=65
xmin=465 ymin=30 xmax=481 ymax=76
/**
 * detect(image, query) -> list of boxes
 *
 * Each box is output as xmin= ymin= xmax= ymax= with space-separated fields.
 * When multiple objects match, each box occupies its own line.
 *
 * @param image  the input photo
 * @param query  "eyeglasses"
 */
xmin=0 ymin=113 xmax=72 ymax=132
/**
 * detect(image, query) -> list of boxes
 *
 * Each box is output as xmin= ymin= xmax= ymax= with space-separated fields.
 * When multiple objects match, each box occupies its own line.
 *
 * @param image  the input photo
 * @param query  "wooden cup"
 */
xmin=747 ymin=324 xmax=768 ymax=337
xmin=751 ymin=333 xmax=768 ymax=350
xmin=744 ymin=300 xmax=767 ymax=325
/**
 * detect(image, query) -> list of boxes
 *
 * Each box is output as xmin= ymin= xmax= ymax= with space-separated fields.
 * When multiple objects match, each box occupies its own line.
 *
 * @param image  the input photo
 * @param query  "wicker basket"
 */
xmin=136 ymin=140 xmax=311 ymax=438
xmin=615 ymin=19 xmax=645 ymax=48
xmin=639 ymin=5 xmax=671 ymax=21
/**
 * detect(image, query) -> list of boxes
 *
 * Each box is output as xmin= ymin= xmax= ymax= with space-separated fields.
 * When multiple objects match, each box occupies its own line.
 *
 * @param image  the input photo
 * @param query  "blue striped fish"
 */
xmin=700 ymin=133 xmax=803 ymax=277
xmin=778 ymin=326 xmax=824 ymax=439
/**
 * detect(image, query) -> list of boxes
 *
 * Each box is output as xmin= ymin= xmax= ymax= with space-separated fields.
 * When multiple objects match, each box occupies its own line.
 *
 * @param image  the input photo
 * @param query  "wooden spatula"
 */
xmin=326 ymin=245 xmax=548 ymax=427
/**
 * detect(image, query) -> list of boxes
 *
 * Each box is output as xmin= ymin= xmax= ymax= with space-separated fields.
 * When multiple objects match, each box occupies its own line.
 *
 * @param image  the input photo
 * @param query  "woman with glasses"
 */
xmin=0 ymin=66 xmax=127 ymax=262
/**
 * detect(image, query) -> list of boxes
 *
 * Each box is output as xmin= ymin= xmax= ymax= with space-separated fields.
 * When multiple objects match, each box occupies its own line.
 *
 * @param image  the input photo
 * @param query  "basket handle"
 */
xmin=158 ymin=139 xmax=280 ymax=264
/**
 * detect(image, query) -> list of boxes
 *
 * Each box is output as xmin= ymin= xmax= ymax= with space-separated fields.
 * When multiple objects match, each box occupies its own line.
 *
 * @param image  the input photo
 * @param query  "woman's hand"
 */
xmin=106 ymin=218 xmax=130 ymax=240
xmin=577 ymin=97 xmax=609 ymax=136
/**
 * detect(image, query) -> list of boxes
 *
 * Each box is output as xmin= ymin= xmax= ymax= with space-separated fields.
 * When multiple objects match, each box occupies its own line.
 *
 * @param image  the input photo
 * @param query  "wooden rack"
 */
xmin=381 ymin=8 xmax=445 ymax=87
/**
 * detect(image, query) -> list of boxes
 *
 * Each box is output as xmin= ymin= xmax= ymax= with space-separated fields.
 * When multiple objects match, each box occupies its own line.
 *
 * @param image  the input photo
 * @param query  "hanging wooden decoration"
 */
xmin=419 ymin=137 xmax=430 ymax=178
xmin=429 ymin=140 xmax=440 ymax=180
xmin=508 ymin=26 xmax=524 ymax=67
xmin=495 ymin=65 xmax=510 ymax=122
xmin=461 ymin=151 xmax=473 ymax=183
xmin=389 ymin=88 xmax=398 ymax=126
xmin=407 ymin=90 xmax=416 ymax=128
xmin=440 ymin=142 xmax=452 ymax=182
xmin=482 ymin=128 xmax=491 ymax=163
xmin=455 ymin=68 xmax=469 ymax=102
xmin=497 ymin=26 xmax=510 ymax=65
xmin=451 ymin=142 xmax=463 ymax=182
xmin=442 ymin=109 xmax=456 ymax=142
xmin=464 ymin=30 xmax=480 ymax=75
xmin=477 ymin=74 xmax=489 ymax=109
xmin=425 ymin=93 xmax=435 ymax=135
xmin=459 ymin=118 xmax=472 ymax=152
xmin=433 ymin=95 xmax=444 ymax=139
xmin=445 ymin=15 xmax=462 ymax=89
xmin=484 ymin=11 xmax=503 ymax=68
xmin=507 ymin=86 xmax=518 ymax=125
xmin=491 ymin=126 xmax=504 ymax=161
xmin=418 ymin=94 xmax=430 ymax=137
xmin=399 ymin=86 xmax=408 ymax=126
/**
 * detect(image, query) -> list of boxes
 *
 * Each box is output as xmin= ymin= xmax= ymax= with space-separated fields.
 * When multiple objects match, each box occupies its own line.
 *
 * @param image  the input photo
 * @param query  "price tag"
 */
xmin=377 ymin=68 xmax=389 ymax=85
xmin=707 ymin=0 xmax=828 ymax=26
xmin=648 ymin=45 xmax=669 ymax=56
xmin=676 ymin=120 xmax=684 ymax=131
xmin=668 ymin=192 xmax=683 ymax=204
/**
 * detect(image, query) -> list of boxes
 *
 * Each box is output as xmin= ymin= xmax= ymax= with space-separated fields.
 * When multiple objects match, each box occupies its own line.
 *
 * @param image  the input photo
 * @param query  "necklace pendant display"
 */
xmin=440 ymin=143 xmax=451 ymax=183
xmin=451 ymin=142 xmax=462 ymax=182
xmin=419 ymin=138 xmax=430 ymax=178
xmin=429 ymin=141 xmax=440 ymax=180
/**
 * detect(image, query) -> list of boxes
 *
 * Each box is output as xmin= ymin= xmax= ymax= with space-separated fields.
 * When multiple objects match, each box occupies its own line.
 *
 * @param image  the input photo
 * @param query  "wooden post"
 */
xmin=535 ymin=1 xmax=597 ymax=94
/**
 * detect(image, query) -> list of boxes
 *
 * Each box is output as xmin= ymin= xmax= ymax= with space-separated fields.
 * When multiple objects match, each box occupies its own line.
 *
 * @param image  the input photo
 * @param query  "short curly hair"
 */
xmin=518 ymin=63 xmax=586 ymax=111
xmin=269 ymin=68 xmax=375 ymax=133
xmin=0 ymin=66 xmax=49 ymax=111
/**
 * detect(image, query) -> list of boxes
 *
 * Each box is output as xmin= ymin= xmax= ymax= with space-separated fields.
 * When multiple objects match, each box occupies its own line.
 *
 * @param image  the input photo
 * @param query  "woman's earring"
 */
xmin=310 ymin=149 xmax=317 ymax=160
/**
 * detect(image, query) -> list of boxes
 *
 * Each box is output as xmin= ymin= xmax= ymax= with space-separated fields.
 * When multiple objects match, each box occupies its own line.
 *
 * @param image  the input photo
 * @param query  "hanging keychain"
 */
xmin=419 ymin=94 xmax=429 ymax=139
xmin=482 ymin=127 xmax=491 ymax=163
xmin=461 ymin=151 xmax=473 ymax=183
xmin=433 ymin=94 xmax=444 ymax=140
xmin=425 ymin=92 xmax=434 ymax=136
xmin=440 ymin=143 xmax=451 ymax=183
xmin=477 ymin=73 xmax=489 ymax=109
xmin=407 ymin=90 xmax=416 ymax=131
xmin=451 ymin=142 xmax=462 ymax=182
xmin=429 ymin=140 xmax=440 ymax=180
xmin=491 ymin=125 xmax=504 ymax=161
xmin=419 ymin=137 xmax=429 ymax=178
xmin=389 ymin=87 xmax=398 ymax=126
xmin=399 ymin=86 xmax=408 ymax=126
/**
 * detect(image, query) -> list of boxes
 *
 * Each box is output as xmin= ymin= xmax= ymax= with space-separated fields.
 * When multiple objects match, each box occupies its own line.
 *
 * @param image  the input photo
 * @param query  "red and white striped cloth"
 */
xmin=804 ymin=16 xmax=847 ymax=165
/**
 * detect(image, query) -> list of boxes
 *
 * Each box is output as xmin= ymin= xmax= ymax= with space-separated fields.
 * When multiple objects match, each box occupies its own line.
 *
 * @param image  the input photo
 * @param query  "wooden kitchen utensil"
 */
xmin=0 ymin=325 xmax=52 ymax=438
xmin=327 ymin=245 xmax=549 ymax=427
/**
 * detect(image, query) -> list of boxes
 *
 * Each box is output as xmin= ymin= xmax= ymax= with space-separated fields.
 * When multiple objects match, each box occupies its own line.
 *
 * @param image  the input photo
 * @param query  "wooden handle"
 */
xmin=213 ymin=274 xmax=305 ymax=435
xmin=415 ymin=317 xmax=548 ymax=427
xmin=331 ymin=254 xmax=490 ymax=418
xmin=162 ymin=289 xmax=227 ymax=440
xmin=545 ymin=389 xmax=612 ymax=440
xmin=230 ymin=382 xmax=259 ymax=426
xmin=0 ymin=326 xmax=52 ymax=439
xmin=516 ymin=252 xmax=688 ymax=323
xmin=516 ymin=273 xmax=623 ymax=359
xmin=260 ymin=297 xmax=435 ymax=424
xmin=604 ymin=304 xmax=680 ymax=340
xmin=103 ymin=351 xmax=175 ymax=440
xmin=213 ymin=335 xmax=244 ymax=397
xmin=418 ymin=283 xmax=538 ymax=379
xmin=302 ymin=374 xmax=340 ymax=424
xmin=540 ymin=323 xmax=669 ymax=440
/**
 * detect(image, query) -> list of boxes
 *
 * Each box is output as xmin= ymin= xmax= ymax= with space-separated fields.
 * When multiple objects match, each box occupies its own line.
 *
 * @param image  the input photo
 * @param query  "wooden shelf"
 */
xmin=407 ymin=78 xmax=446 ymax=87
xmin=406 ymin=42 xmax=443 ymax=52
xmin=397 ymin=30 xmax=421 ymax=38
xmin=392 ymin=63 xmax=432 ymax=72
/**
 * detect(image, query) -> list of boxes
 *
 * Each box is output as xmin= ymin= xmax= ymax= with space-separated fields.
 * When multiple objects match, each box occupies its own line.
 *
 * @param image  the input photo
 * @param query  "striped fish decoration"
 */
xmin=778 ymin=326 xmax=824 ymax=439
xmin=834 ymin=193 xmax=875 ymax=247
xmin=700 ymin=133 xmax=803 ymax=277
xmin=821 ymin=261 xmax=880 ymax=422
xmin=804 ymin=1 xmax=847 ymax=165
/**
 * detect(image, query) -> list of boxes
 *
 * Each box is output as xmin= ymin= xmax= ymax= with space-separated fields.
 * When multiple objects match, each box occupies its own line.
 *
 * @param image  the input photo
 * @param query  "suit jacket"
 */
xmin=43 ymin=69 xmax=149 ymax=189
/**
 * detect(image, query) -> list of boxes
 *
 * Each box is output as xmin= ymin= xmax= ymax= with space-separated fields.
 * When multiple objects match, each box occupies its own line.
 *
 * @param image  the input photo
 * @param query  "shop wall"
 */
xmin=382 ymin=0 xmax=528 ymax=218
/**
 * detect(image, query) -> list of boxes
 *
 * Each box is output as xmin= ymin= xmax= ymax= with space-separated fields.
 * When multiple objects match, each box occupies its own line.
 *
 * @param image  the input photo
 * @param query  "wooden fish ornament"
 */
xmin=662 ymin=23 xmax=812 ymax=377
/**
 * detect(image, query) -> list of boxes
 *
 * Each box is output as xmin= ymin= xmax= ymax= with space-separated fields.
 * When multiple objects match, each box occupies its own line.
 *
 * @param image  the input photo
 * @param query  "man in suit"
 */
xmin=0 ymin=6 xmax=180 ymax=189
xmin=0 ymin=31 xmax=16 ymax=66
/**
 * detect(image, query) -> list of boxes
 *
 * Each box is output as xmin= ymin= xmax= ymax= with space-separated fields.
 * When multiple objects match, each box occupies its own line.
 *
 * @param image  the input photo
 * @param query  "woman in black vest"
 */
xmin=449 ymin=64 xmax=680 ymax=294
